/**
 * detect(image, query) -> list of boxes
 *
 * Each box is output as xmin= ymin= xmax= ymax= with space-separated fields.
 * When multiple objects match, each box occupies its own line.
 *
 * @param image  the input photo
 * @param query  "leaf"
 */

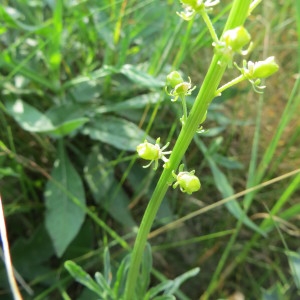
xmin=84 ymin=147 xmax=135 ymax=227
xmin=286 ymin=251 xmax=300 ymax=289
xmin=0 ymin=6 xmax=47 ymax=31
xmin=138 ymin=243 xmax=153 ymax=296
xmin=5 ymin=99 xmax=88 ymax=136
xmin=11 ymin=224 xmax=54 ymax=281
xmin=103 ymin=247 xmax=111 ymax=285
xmin=64 ymin=261 xmax=103 ymax=297
xmin=95 ymin=92 xmax=161 ymax=114
xmin=44 ymin=142 xmax=86 ymax=257
xmin=194 ymin=135 xmax=266 ymax=236
xmin=45 ymin=103 xmax=90 ymax=136
xmin=82 ymin=116 xmax=152 ymax=151
xmin=113 ymin=254 xmax=131 ymax=298
xmin=94 ymin=272 xmax=115 ymax=298
xmin=261 ymin=282 xmax=288 ymax=300
xmin=5 ymin=99 xmax=53 ymax=132
xmin=48 ymin=118 xmax=89 ymax=137
xmin=119 ymin=64 xmax=164 ymax=88
xmin=64 ymin=63 xmax=163 ymax=90
xmin=163 ymin=268 xmax=200 ymax=296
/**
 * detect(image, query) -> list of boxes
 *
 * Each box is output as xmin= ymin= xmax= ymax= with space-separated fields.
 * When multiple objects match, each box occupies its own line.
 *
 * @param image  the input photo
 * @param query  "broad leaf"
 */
xmin=6 ymin=99 xmax=53 ymax=132
xmin=82 ymin=116 xmax=151 ymax=151
xmin=45 ymin=143 xmax=86 ymax=257
xmin=5 ymin=99 xmax=88 ymax=136
xmin=119 ymin=64 xmax=164 ymax=88
xmin=96 ymin=92 xmax=161 ymax=114
xmin=84 ymin=147 xmax=135 ymax=227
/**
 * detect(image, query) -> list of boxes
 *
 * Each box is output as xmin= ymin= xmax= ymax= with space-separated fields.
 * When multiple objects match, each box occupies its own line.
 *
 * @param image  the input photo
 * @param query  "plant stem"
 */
xmin=181 ymin=95 xmax=188 ymax=124
xmin=215 ymin=74 xmax=244 ymax=95
xmin=123 ymin=1 xmax=252 ymax=299
xmin=199 ymin=9 xmax=219 ymax=43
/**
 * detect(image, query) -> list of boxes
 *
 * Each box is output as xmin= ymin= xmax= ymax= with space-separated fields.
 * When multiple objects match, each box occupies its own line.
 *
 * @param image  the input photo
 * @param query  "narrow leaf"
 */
xmin=194 ymin=135 xmax=266 ymax=236
xmin=286 ymin=251 xmax=300 ymax=289
xmin=64 ymin=261 xmax=103 ymax=297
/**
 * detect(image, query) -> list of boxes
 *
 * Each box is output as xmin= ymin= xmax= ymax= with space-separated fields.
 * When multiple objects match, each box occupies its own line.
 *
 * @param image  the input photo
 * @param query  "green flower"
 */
xmin=222 ymin=26 xmax=251 ymax=53
xmin=172 ymin=165 xmax=201 ymax=194
xmin=166 ymin=73 xmax=196 ymax=102
xmin=251 ymin=56 xmax=279 ymax=79
xmin=214 ymin=26 xmax=252 ymax=66
xmin=166 ymin=71 xmax=184 ymax=88
xmin=236 ymin=57 xmax=279 ymax=92
xmin=136 ymin=138 xmax=171 ymax=170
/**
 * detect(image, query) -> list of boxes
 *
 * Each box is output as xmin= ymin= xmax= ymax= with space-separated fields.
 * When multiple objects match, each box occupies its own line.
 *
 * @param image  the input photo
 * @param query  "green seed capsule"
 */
xmin=167 ymin=71 xmax=184 ymax=88
xmin=136 ymin=140 xmax=159 ymax=161
xmin=177 ymin=171 xmax=201 ymax=194
xmin=252 ymin=56 xmax=279 ymax=79
xmin=222 ymin=26 xmax=251 ymax=52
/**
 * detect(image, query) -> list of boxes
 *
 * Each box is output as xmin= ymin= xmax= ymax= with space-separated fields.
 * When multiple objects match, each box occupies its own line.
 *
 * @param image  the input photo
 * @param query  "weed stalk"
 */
xmin=124 ymin=1 xmax=252 ymax=299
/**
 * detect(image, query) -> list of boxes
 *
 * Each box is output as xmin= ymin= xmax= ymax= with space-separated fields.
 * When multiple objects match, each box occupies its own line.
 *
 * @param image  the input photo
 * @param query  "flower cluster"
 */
xmin=136 ymin=138 xmax=171 ymax=170
xmin=178 ymin=0 xmax=220 ymax=21
xmin=236 ymin=56 xmax=279 ymax=92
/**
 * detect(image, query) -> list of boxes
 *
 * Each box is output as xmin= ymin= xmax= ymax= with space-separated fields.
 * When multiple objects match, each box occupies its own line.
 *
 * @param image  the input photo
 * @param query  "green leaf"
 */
xmin=64 ymin=64 xmax=163 ymax=90
xmin=11 ymin=224 xmax=54 ymax=281
xmin=261 ymin=282 xmax=288 ymax=300
xmin=64 ymin=261 xmax=103 ymax=297
xmin=286 ymin=251 xmax=300 ymax=289
xmin=0 ymin=6 xmax=48 ymax=31
xmin=5 ymin=99 xmax=53 ymax=132
xmin=82 ymin=116 xmax=151 ymax=151
xmin=103 ymin=247 xmax=112 ymax=285
xmin=94 ymin=272 xmax=115 ymax=298
xmin=44 ymin=142 xmax=86 ymax=257
xmin=194 ymin=135 xmax=266 ymax=236
xmin=5 ymin=99 xmax=88 ymax=136
xmin=48 ymin=118 xmax=89 ymax=137
xmin=113 ymin=254 xmax=131 ymax=298
xmin=163 ymin=268 xmax=200 ymax=295
xmin=45 ymin=103 xmax=90 ymax=136
xmin=0 ymin=167 xmax=19 ymax=179
xmin=138 ymin=243 xmax=152 ymax=296
xmin=119 ymin=64 xmax=164 ymax=88
xmin=84 ymin=147 xmax=135 ymax=227
xmin=95 ymin=92 xmax=161 ymax=114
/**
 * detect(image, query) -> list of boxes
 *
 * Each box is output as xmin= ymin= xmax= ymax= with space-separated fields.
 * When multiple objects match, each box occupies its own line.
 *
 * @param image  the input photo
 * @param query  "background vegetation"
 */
xmin=0 ymin=0 xmax=299 ymax=299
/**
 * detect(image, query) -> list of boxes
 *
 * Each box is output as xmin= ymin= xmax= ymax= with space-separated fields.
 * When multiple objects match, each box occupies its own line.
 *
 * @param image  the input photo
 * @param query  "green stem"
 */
xmin=180 ymin=95 xmax=188 ymax=125
xmin=123 ymin=1 xmax=252 ymax=299
xmin=200 ymin=9 xmax=219 ymax=43
xmin=215 ymin=74 xmax=245 ymax=95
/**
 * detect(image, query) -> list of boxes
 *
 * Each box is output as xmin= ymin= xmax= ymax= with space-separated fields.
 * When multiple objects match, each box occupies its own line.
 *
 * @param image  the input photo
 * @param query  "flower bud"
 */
xmin=136 ymin=140 xmax=159 ymax=161
xmin=167 ymin=71 xmax=184 ymax=88
xmin=176 ymin=171 xmax=201 ymax=194
xmin=222 ymin=26 xmax=251 ymax=52
xmin=252 ymin=56 xmax=279 ymax=79
xmin=180 ymin=0 xmax=198 ymax=7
